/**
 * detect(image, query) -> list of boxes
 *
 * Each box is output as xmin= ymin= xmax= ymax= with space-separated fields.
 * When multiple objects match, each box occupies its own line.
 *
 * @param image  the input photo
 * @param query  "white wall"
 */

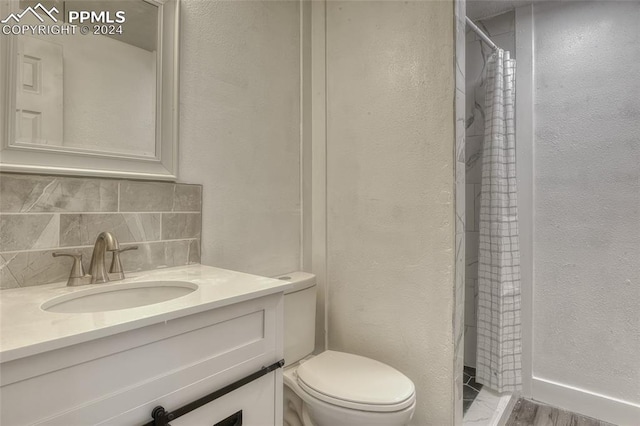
xmin=179 ymin=1 xmax=301 ymax=277
xmin=324 ymin=1 xmax=456 ymax=424
xmin=529 ymin=2 xmax=640 ymax=422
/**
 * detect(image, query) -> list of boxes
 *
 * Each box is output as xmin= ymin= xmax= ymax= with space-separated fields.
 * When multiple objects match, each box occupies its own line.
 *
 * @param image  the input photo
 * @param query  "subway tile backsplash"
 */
xmin=161 ymin=213 xmax=202 ymax=240
xmin=0 ymin=214 xmax=59 ymax=252
xmin=0 ymin=174 xmax=119 ymax=213
xmin=59 ymin=213 xmax=162 ymax=246
xmin=119 ymin=181 xmax=201 ymax=212
xmin=0 ymin=173 xmax=202 ymax=289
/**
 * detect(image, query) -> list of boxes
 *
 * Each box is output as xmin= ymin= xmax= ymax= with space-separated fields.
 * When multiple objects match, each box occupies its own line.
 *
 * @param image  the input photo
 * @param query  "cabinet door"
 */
xmin=170 ymin=373 xmax=275 ymax=426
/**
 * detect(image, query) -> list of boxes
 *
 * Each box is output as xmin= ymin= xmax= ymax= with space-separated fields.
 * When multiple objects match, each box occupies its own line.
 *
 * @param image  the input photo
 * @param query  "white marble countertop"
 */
xmin=0 ymin=265 xmax=293 ymax=363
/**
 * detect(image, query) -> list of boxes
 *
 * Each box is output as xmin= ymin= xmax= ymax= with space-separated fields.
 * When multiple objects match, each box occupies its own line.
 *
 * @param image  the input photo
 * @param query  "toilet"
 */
xmin=278 ymin=272 xmax=416 ymax=426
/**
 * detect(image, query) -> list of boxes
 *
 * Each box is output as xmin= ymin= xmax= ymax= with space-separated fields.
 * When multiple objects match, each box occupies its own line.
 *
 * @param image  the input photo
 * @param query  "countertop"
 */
xmin=0 ymin=265 xmax=294 ymax=363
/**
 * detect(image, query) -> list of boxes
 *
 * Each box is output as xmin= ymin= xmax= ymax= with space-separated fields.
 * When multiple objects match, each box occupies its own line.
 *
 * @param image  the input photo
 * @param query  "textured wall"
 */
xmin=0 ymin=173 xmax=201 ymax=289
xmin=178 ymin=0 xmax=301 ymax=278
xmin=464 ymin=11 xmax=516 ymax=368
xmin=533 ymin=1 xmax=640 ymax=405
xmin=325 ymin=1 xmax=456 ymax=424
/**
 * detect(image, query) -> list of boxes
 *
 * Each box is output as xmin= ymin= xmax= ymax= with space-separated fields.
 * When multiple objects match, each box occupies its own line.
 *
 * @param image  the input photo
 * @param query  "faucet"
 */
xmin=51 ymin=252 xmax=88 ymax=286
xmin=53 ymin=232 xmax=139 ymax=286
xmin=88 ymin=232 xmax=120 ymax=284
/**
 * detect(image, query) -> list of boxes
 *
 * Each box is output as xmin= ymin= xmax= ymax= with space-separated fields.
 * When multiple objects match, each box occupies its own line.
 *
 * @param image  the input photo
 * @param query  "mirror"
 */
xmin=0 ymin=0 xmax=179 ymax=180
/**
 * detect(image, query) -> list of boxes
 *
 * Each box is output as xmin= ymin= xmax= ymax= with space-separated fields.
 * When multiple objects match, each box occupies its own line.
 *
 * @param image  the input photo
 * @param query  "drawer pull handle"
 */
xmin=144 ymin=359 xmax=284 ymax=426
xmin=214 ymin=410 xmax=242 ymax=426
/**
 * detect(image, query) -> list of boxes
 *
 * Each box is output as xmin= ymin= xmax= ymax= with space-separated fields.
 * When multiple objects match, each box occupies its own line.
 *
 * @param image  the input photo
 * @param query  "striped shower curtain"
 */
xmin=476 ymin=49 xmax=522 ymax=393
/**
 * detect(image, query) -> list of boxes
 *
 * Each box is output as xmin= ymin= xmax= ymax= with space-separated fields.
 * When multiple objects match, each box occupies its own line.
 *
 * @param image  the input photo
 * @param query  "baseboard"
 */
xmin=532 ymin=377 xmax=640 ymax=426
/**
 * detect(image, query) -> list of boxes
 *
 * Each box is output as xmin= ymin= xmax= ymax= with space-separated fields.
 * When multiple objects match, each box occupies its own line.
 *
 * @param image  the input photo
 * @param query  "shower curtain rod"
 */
xmin=465 ymin=17 xmax=499 ymax=51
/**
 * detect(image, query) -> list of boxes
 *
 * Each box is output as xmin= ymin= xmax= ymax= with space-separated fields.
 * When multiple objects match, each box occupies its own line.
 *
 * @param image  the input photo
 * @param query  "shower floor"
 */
xmin=463 ymin=366 xmax=483 ymax=414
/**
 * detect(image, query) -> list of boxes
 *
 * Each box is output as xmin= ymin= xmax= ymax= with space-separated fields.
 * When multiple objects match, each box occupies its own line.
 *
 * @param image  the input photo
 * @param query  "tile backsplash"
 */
xmin=0 ymin=173 xmax=202 ymax=289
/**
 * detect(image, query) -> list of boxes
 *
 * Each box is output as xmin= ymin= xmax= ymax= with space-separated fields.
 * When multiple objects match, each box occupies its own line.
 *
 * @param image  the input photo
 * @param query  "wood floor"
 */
xmin=506 ymin=399 xmax=616 ymax=426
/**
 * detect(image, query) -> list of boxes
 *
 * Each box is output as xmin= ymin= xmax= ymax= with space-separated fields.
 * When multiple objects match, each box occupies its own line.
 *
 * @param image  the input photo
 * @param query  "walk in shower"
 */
xmin=461 ymin=2 xmax=639 ymax=424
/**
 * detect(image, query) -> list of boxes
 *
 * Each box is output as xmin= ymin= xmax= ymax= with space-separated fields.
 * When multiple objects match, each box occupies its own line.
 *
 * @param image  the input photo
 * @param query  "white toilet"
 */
xmin=278 ymin=272 xmax=416 ymax=426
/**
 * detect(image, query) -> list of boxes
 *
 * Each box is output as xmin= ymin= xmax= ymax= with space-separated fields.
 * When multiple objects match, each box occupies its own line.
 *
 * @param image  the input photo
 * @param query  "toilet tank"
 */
xmin=275 ymin=272 xmax=316 ymax=366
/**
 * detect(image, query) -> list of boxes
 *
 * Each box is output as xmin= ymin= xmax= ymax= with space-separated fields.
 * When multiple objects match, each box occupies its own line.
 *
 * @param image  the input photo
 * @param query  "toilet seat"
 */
xmin=296 ymin=351 xmax=415 ymax=413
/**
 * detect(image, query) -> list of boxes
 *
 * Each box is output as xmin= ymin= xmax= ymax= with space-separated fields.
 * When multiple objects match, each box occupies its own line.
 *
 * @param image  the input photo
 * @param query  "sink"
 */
xmin=41 ymin=281 xmax=198 ymax=313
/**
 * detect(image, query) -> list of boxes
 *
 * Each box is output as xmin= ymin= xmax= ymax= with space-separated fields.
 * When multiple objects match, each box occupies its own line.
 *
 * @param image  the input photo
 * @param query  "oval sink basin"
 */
xmin=42 ymin=281 xmax=198 ymax=313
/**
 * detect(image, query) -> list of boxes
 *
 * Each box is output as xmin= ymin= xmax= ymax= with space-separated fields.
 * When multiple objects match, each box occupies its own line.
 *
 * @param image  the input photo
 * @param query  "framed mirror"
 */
xmin=0 ymin=0 xmax=179 ymax=180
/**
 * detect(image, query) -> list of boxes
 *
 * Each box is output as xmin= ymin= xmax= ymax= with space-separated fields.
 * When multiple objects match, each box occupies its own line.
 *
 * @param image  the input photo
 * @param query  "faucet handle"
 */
xmin=52 ymin=252 xmax=86 ymax=286
xmin=108 ymin=245 xmax=138 ymax=280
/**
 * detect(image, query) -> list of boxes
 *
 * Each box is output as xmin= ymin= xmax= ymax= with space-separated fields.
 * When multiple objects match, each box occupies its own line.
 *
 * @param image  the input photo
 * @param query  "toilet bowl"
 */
xmin=278 ymin=273 xmax=416 ymax=426
xmin=283 ymin=351 xmax=416 ymax=426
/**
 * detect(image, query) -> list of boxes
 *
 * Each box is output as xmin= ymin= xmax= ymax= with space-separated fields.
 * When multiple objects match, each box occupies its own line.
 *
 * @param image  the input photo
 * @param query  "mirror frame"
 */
xmin=0 ymin=0 xmax=179 ymax=181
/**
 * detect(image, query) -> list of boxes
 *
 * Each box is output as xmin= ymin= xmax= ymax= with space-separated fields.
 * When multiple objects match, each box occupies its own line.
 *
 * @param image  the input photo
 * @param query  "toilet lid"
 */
xmin=296 ymin=351 xmax=415 ymax=412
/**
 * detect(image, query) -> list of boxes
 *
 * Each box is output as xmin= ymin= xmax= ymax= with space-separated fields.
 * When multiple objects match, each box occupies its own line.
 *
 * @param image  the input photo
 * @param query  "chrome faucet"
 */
xmin=88 ymin=232 xmax=120 ymax=283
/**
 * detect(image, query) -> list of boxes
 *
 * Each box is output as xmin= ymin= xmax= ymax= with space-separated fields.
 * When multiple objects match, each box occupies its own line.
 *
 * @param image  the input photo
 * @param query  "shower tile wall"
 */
xmin=464 ymin=11 xmax=515 ymax=367
xmin=0 ymin=173 xmax=202 ymax=289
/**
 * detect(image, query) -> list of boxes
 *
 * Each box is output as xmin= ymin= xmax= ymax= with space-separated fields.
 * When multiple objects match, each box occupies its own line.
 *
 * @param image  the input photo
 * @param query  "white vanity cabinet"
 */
xmin=0 ymin=292 xmax=284 ymax=426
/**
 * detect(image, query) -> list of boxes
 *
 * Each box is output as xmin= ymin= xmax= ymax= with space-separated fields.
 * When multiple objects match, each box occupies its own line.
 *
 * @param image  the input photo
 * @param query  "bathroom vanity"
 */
xmin=0 ymin=265 xmax=291 ymax=425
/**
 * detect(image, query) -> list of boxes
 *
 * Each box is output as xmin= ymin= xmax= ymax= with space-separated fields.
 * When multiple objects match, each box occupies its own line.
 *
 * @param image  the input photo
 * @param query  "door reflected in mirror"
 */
xmin=12 ymin=0 xmax=159 ymax=158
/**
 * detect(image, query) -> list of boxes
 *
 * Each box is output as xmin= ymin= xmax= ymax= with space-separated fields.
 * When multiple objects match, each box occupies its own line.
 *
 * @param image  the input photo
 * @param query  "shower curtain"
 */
xmin=476 ymin=49 xmax=522 ymax=393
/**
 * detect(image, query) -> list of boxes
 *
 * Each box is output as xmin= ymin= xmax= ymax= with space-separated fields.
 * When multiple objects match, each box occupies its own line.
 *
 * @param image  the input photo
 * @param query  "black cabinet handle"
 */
xmin=214 ymin=410 xmax=242 ymax=426
xmin=144 ymin=360 xmax=284 ymax=426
